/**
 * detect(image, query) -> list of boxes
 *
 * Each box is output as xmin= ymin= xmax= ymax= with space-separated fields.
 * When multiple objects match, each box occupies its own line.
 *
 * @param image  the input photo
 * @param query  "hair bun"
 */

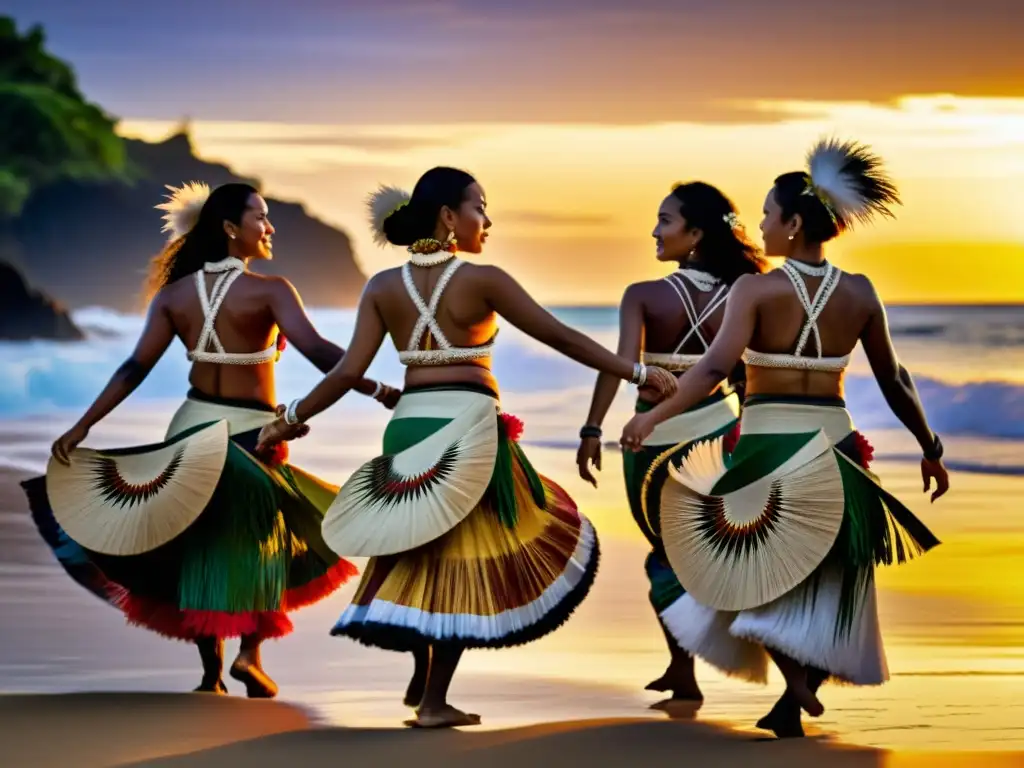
xmin=366 ymin=185 xmax=412 ymax=247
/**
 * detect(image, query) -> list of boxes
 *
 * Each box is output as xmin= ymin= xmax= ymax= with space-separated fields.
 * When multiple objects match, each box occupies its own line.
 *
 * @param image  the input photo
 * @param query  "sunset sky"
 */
xmin=10 ymin=0 xmax=1024 ymax=304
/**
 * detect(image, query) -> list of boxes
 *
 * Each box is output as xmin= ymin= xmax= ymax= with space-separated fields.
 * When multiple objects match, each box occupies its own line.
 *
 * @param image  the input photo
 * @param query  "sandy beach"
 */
xmin=3 ymin=412 xmax=1024 ymax=768
xmin=3 ymin=692 xmax=1023 ymax=768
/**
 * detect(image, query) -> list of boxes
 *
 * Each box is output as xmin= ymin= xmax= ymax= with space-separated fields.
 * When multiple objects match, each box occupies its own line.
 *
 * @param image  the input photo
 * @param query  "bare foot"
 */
xmin=229 ymin=660 xmax=278 ymax=699
xmin=403 ymin=674 xmax=427 ymax=708
xmin=645 ymin=674 xmax=703 ymax=701
xmin=755 ymin=696 xmax=805 ymax=739
xmin=404 ymin=705 xmax=482 ymax=729
xmin=787 ymin=683 xmax=824 ymax=718
xmin=194 ymin=678 xmax=228 ymax=694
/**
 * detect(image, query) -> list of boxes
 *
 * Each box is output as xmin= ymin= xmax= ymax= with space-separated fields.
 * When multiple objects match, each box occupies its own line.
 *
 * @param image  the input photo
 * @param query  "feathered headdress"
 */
xmin=155 ymin=181 xmax=211 ymax=240
xmin=803 ymin=138 xmax=900 ymax=229
xmin=366 ymin=184 xmax=411 ymax=247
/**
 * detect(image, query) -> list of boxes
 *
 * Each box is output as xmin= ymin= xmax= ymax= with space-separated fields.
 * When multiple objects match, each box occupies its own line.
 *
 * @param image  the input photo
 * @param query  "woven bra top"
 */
xmin=187 ymin=258 xmax=279 ymax=366
xmin=741 ymin=260 xmax=851 ymax=373
xmin=642 ymin=269 xmax=729 ymax=372
xmin=397 ymin=258 xmax=496 ymax=366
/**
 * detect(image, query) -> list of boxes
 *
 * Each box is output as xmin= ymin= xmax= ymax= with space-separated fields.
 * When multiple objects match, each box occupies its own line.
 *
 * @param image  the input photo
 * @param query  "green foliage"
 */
xmin=0 ymin=16 xmax=127 ymax=218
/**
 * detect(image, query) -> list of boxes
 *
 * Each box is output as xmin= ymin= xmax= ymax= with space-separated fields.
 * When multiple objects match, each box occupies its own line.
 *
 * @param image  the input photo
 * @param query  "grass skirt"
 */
xmin=330 ymin=384 xmax=599 ymax=651
xmin=660 ymin=395 xmax=939 ymax=685
xmin=21 ymin=390 xmax=356 ymax=641
xmin=621 ymin=390 xmax=739 ymax=616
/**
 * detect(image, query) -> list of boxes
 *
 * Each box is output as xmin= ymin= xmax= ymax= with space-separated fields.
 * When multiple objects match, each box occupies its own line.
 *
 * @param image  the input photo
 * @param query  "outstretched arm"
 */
xmin=268 ymin=277 xmax=395 ymax=401
xmin=480 ymin=266 xmax=651 ymax=383
xmin=257 ymin=281 xmax=389 ymax=450
xmin=584 ymin=285 xmax=645 ymax=428
xmin=620 ymin=275 xmax=758 ymax=449
xmin=51 ymin=294 xmax=176 ymax=464
xmin=858 ymin=279 xmax=937 ymax=451
xmin=577 ymin=285 xmax=645 ymax=486
xmin=858 ymin=277 xmax=949 ymax=501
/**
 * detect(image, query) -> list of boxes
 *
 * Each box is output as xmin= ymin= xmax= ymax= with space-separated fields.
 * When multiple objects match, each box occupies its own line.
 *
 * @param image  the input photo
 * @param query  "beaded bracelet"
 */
xmin=923 ymin=433 xmax=944 ymax=462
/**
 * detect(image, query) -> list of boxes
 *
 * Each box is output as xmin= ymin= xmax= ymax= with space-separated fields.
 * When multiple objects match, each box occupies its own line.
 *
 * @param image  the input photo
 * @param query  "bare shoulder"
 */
xmin=365 ymin=266 xmax=403 ymax=293
xmin=620 ymin=278 xmax=665 ymax=306
xmin=730 ymin=271 xmax=769 ymax=298
xmin=463 ymin=263 xmax=512 ymax=290
xmin=243 ymin=272 xmax=300 ymax=303
xmin=841 ymin=271 xmax=882 ymax=305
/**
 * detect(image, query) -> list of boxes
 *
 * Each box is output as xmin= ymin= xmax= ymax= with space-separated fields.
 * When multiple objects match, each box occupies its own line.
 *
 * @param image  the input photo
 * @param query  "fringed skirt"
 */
xmin=21 ymin=389 xmax=357 ymax=641
xmin=621 ymin=389 xmax=740 ymax=617
xmin=325 ymin=384 xmax=600 ymax=651
xmin=657 ymin=395 xmax=940 ymax=685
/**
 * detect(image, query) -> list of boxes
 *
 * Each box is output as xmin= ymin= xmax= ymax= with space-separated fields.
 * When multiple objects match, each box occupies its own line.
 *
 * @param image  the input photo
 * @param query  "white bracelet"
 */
xmin=371 ymin=381 xmax=383 ymax=399
xmin=631 ymin=362 xmax=647 ymax=386
xmin=284 ymin=398 xmax=303 ymax=425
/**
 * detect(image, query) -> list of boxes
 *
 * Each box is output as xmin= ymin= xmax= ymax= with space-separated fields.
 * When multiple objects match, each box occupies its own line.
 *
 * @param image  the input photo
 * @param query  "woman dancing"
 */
xmin=21 ymin=182 xmax=398 ymax=697
xmin=620 ymin=139 xmax=948 ymax=738
xmin=576 ymin=182 xmax=767 ymax=701
xmin=256 ymin=167 xmax=678 ymax=728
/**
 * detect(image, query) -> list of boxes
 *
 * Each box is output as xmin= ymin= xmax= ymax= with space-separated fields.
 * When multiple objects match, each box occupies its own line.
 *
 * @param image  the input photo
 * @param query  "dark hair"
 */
xmin=382 ymin=167 xmax=476 ymax=246
xmin=773 ymin=140 xmax=900 ymax=244
xmin=771 ymin=171 xmax=842 ymax=244
xmin=146 ymin=183 xmax=258 ymax=297
xmin=670 ymin=181 xmax=769 ymax=284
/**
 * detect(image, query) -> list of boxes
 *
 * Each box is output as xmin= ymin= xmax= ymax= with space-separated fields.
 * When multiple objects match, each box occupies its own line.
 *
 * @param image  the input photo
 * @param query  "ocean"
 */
xmin=2 ymin=303 xmax=1023 ymax=472
xmin=1 ymin=303 xmax=1023 ymax=751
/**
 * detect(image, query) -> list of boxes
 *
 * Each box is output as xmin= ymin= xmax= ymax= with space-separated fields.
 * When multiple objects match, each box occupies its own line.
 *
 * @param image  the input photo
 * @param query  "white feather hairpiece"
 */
xmin=366 ymin=185 xmax=412 ymax=247
xmin=804 ymin=137 xmax=900 ymax=228
xmin=155 ymin=181 xmax=211 ymax=240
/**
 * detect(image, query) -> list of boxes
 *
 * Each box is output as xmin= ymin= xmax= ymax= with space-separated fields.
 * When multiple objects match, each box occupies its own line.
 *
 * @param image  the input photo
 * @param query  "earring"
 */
xmin=229 ymin=233 xmax=236 ymax=240
xmin=787 ymin=235 xmax=794 ymax=241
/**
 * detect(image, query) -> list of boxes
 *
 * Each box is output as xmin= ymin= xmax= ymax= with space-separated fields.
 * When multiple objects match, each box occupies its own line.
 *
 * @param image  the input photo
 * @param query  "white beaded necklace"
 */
xmin=785 ymin=258 xmax=829 ymax=277
xmin=203 ymin=257 xmax=247 ymax=273
xmin=675 ymin=268 xmax=720 ymax=292
xmin=408 ymin=250 xmax=456 ymax=268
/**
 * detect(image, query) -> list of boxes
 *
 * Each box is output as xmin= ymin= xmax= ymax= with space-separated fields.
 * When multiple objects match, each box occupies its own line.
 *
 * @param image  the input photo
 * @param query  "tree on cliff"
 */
xmin=0 ymin=15 xmax=122 ymax=339
xmin=0 ymin=15 xmax=127 ymax=218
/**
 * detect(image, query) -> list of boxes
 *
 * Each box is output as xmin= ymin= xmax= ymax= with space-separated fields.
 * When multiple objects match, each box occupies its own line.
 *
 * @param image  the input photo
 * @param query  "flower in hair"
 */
xmin=723 ymin=212 xmax=743 ymax=231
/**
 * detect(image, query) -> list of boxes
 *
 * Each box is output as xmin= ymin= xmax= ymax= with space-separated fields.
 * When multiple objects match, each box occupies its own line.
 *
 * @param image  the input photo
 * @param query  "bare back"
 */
xmin=370 ymin=262 xmax=500 ymax=392
xmin=745 ymin=268 xmax=876 ymax=398
xmin=160 ymin=271 xmax=280 ymax=404
xmin=638 ymin=278 xmax=729 ymax=355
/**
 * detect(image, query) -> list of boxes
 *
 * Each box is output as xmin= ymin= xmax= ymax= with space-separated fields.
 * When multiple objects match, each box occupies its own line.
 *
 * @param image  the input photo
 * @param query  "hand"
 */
xmin=636 ymin=383 xmax=665 ymax=404
xmin=644 ymin=366 xmax=678 ymax=399
xmin=921 ymin=457 xmax=949 ymax=502
xmin=272 ymin=403 xmax=312 ymax=438
xmin=51 ymin=423 xmax=89 ymax=466
xmin=257 ymin=414 xmax=310 ymax=454
xmin=576 ymin=436 xmax=602 ymax=487
xmin=620 ymin=413 xmax=654 ymax=453
xmin=375 ymin=384 xmax=402 ymax=410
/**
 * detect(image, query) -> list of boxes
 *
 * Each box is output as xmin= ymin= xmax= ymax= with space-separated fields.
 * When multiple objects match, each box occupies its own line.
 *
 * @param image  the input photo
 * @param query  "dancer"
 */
xmin=620 ymin=139 xmax=947 ymax=738
xmin=256 ymin=167 xmax=678 ymax=727
xmin=21 ymin=182 xmax=399 ymax=697
xmin=576 ymin=182 xmax=767 ymax=701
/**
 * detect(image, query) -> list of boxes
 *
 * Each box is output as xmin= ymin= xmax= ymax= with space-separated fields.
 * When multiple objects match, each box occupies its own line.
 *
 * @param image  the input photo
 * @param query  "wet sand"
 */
xmin=3 ymin=692 xmax=1022 ymax=768
xmin=3 ymin=440 xmax=1024 ymax=766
